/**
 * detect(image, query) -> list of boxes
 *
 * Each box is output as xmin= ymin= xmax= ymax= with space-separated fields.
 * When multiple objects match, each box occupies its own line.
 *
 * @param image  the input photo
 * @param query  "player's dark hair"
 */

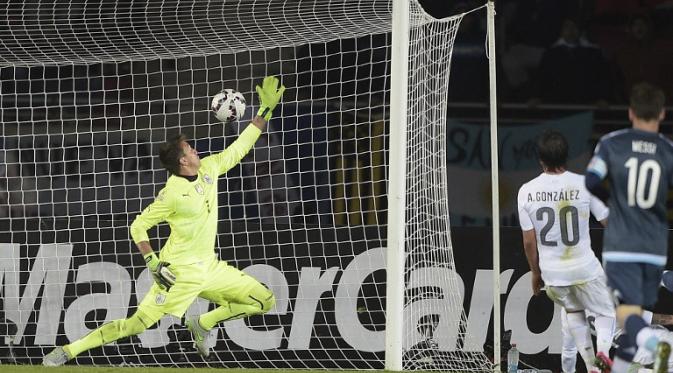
xmin=159 ymin=134 xmax=188 ymax=175
xmin=630 ymin=82 xmax=665 ymax=121
xmin=536 ymin=129 xmax=568 ymax=171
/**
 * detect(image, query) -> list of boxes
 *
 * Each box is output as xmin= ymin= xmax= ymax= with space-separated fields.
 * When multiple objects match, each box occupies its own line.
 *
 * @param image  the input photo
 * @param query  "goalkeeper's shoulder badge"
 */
xmin=203 ymin=173 xmax=213 ymax=184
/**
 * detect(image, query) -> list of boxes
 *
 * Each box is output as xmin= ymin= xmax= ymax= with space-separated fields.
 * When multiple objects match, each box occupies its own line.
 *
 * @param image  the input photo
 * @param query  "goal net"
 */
xmin=0 ymin=0 xmax=493 ymax=371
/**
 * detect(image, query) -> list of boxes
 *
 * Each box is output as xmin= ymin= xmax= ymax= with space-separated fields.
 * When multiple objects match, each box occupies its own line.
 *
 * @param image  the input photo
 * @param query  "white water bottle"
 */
xmin=507 ymin=343 xmax=519 ymax=373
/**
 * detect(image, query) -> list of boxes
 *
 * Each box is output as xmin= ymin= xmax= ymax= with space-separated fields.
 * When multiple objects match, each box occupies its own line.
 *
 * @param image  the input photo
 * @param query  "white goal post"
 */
xmin=0 ymin=0 xmax=498 ymax=371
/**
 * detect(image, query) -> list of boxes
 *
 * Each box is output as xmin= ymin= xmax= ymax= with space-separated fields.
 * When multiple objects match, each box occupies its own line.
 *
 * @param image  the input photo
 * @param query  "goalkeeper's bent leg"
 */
xmin=65 ymin=310 xmax=159 ymax=358
xmin=200 ymin=291 xmax=275 ymax=330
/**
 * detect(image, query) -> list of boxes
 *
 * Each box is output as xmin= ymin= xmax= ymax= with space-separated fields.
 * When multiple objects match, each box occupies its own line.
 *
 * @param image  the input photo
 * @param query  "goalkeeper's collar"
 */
xmin=175 ymin=173 xmax=198 ymax=182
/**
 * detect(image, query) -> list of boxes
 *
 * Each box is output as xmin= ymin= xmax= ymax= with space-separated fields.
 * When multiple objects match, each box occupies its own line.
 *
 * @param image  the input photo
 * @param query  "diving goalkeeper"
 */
xmin=43 ymin=76 xmax=285 ymax=366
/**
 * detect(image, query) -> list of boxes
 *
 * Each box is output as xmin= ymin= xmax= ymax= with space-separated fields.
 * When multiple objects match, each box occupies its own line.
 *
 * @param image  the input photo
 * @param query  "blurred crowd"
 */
xmin=446 ymin=0 xmax=673 ymax=105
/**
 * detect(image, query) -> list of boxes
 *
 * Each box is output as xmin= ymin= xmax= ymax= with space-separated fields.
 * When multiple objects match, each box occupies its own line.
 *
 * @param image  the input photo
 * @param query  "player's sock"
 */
xmin=566 ymin=311 xmax=596 ymax=371
xmin=561 ymin=334 xmax=578 ymax=371
xmin=661 ymin=271 xmax=673 ymax=292
xmin=616 ymin=334 xmax=637 ymax=357
xmin=201 ymin=293 xmax=275 ymax=330
xmin=612 ymin=334 xmax=637 ymax=373
xmin=199 ymin=303 xmax=262 ymax=330
xmin=66 ymin=321 xmax=124 ymax=357
xmin=561 ymin=352 xmax=576 ymax=373
xmin=561 ymin=308 xmax=578 ymax=373
xmin=65 ymin=312 xmax=150 ymax=357
xmin=594 ymin=315 xmax=616 ymax=355
xmin=626 ymin=315 xmax=660 ymax=352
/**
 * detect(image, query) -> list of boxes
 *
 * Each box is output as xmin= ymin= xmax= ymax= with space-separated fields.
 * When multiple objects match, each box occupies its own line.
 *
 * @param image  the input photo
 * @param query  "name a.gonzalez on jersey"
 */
xmin=632 ymin=140 xmax=657 ymax=154
xmin=527 ymin=189 xmax=580 ymax=202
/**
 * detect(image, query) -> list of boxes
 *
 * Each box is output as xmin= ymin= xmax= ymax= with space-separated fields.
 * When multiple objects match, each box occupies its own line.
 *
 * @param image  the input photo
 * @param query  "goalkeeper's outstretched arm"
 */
xmin=210 ymin=76 xmax=286 ymax=175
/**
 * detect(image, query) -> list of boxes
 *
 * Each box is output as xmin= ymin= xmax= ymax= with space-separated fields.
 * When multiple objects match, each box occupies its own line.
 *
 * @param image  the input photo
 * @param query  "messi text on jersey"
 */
xmin=632 ymin=140 xmax=657 ymax=154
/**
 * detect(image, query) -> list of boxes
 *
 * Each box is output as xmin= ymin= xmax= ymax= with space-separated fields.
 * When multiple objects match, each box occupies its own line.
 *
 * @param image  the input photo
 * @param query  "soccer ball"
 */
xmin=211 ymin=89 xmax=246 ymax=123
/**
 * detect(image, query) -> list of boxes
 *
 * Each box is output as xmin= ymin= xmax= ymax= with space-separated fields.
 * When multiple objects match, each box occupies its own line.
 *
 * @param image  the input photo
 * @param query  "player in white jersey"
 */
xmin=518 ymin=129 xmax=615 ymax=373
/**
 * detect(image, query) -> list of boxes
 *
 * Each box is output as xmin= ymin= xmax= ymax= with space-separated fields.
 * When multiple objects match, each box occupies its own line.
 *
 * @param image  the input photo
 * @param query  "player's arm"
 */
xmin=130 ymin=188 xmax=174 ymax=245
xmin=129 ymin=189 xmax=177 ymax=289
xmin=517 ymin=187 xmax=543 ymax=295
xmin=521 ymin=229 xmax=543 ymax=295
xmin=210 ymin=76 xmax=285 ymax=176
xmin=206 ymin=123 xmax=263 ymax=176
xmin=588 ymin=191 xmax=609 ymax=227
xmin=585 ymin=140 xmax=610 ymax=202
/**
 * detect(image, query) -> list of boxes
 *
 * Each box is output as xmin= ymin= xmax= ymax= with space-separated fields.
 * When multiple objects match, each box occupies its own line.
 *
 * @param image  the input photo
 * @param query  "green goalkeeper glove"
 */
xmin=144 ymin=252 xmax=176 ymax=291
xmin=256 ymin=76 xmax=286 ymax=121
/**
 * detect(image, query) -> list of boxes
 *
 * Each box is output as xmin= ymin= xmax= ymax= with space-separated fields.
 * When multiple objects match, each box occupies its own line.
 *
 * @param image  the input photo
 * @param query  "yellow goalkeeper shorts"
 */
xmin=137 ymin=257 xmax=272 ymax=318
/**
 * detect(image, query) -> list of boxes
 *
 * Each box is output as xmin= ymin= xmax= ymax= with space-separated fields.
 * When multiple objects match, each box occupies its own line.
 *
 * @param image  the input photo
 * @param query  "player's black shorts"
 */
xmin=604 ymin=261 xmax=663 ymax=308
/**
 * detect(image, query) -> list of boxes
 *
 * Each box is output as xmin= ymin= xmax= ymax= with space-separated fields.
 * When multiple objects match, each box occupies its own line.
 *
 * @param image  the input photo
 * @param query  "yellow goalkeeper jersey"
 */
xmin=130 ymin=124 xmax=262 ymax=265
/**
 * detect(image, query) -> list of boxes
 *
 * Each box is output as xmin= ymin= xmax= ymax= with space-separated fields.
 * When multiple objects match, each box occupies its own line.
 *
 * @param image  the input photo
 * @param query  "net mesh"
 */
xmin=0 ymin=1 xmax=392 ymax=65
xmin=0 ymin=0 xmax=492 ymax=370
xmin=402 ymin=2 xmax=491 ymax=371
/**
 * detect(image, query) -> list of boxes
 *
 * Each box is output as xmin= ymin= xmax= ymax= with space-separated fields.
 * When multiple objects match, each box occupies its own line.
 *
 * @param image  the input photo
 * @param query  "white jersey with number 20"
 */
xmin=517 ymin=171 xmax=609 ymax=286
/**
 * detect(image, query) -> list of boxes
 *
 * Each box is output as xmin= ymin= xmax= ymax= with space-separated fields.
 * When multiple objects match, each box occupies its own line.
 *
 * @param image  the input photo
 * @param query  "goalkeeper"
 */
xmin=43 ymin=76 xmax=285 ymax=366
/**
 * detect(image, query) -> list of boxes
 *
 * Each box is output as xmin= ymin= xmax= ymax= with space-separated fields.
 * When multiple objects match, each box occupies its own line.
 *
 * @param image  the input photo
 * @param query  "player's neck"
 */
xmin=632 ymin=120 xmax=660 ymax=133
xmin=178 ymin=166 xmax=198 ymax=178
xmin=175 ymin=173 xmax=198 ymax=182
xmin=543 ymin=167 xmax=565 ymax=175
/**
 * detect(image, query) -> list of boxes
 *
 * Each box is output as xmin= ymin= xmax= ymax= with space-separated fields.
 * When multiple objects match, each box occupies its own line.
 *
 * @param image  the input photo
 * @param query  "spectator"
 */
xmin=609 ymin=13 xmax=673 ymax=103
xmin=500 ymin=0 xmax=565 ymax=100
xmin=530 ymin=18 xmax=613 ymax=105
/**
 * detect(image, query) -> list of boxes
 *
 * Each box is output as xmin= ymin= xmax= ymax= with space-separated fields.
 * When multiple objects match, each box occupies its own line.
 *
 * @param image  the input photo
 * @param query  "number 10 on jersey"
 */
xmin=625 ymin=157 xmax=661 ymax=209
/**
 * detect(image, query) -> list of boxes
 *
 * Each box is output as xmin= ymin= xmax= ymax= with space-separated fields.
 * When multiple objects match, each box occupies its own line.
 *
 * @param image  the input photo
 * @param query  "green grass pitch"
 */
xmin=0 ymin=367 xmax=379 ymax=373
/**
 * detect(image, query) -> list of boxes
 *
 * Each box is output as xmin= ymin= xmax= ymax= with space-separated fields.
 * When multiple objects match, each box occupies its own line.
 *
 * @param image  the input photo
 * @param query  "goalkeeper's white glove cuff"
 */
xmin=144 ymin=252 xmax=160 ymax=271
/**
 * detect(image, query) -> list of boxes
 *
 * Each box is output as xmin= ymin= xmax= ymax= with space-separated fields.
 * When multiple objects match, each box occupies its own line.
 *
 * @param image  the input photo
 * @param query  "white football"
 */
xmin=211 ymin=89 xmax=246 ymax=123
